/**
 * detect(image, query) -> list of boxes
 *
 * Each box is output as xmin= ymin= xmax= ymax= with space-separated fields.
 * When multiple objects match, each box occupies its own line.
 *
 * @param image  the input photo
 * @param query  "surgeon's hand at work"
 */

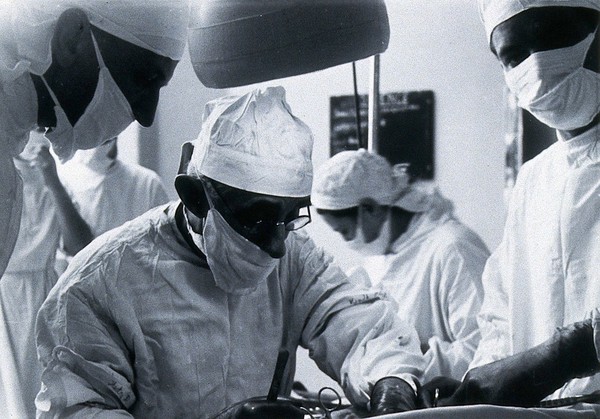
xmin=418 ymin=319 xmax=600 ymax=408
xmin=370 ymin=376 xmax=417 ymax=415
xmin=416 ymin=376 xmax=461 ymax=408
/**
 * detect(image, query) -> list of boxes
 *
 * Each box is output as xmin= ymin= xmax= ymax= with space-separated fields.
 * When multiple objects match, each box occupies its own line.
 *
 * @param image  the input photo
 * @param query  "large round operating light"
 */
xmin=188 ymin=0 xmax=390 ymax=88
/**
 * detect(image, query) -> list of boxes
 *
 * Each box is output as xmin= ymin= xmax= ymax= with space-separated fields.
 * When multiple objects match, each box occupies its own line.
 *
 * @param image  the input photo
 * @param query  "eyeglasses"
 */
xmin=199 ymin=177 xmax=312 ymax=236
xmin=249 ymin=205 xmax=312 ymax=233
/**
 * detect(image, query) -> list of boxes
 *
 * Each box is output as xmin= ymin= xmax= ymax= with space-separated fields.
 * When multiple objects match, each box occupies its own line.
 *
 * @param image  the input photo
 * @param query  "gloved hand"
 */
xmin=417 ymin=376 xmax=461 ymax=408
xmin=211 ymin=398 xmax=305 ymax=419
xmin=430 ymin=319 xmax=599 ymax=408
xmin=370 ymin=376 xmax=417 ymax=415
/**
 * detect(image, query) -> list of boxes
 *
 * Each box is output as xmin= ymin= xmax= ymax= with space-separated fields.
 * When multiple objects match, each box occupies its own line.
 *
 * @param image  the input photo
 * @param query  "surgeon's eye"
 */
xmin=236 ymin=208 xmax=276 ymax=229
xmin=284 ymin=209 xmax=300 ymax=224
xmin=509 ymin=55 xmax=529 ymax=69
xmin=236 ymin=213 xmax=263 ymax=228
xmin=499 ymin=49 xmax=530 ymax=70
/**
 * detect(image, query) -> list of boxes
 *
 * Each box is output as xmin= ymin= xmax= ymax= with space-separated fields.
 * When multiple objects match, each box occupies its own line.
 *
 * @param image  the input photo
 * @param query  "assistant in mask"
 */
xmin=41 ymin=33 xmax=134 ymax=160
xmin=312 ymin=149 xmax=490 ymax=381
xmin=0 ymin=0 xmax=190 ymax=286
xmin=53 ymin=136 xmax=169 ymax=275
xmin=36 ymin=86 xmax=427 ymax=418
xmin=417 ymin=0 xmax=600 ymax=410
xmin=503 ymin=31 xmax=599 ymax=131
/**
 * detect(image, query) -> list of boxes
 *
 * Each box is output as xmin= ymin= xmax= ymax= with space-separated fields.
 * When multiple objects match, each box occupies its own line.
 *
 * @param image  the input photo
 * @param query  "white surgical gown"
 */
xmin=0 ymin=72 xmax=38 ymax=278
xmin=362 ymin=209 xmax=489 ymax=381
xmin=36 ymin=202 xmax=425 ymax=418
xmin=56 ymin=159 xmax=169 ymax=237
xmin=1 ymin=158 xmax=60 ymax=419
xmin=471 ymin=125 xmax=600 ymax=397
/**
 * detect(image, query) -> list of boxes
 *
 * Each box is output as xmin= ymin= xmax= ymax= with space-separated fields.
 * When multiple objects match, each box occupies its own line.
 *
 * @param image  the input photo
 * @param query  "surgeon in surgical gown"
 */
xmin=35 ymin=87 xmax=426 ymax=418
xmin=312 ymin=149 xmax=489 ymax=381
xmin=468 ymin=0 xmax=600 ymax=400
xmin=417 ymin=0 xmax=600 ymax=409
xmin=0 ymin=0 xmax=189 ymax=278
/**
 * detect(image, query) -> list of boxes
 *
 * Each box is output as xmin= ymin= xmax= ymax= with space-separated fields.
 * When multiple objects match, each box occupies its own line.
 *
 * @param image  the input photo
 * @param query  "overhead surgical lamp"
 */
xmin=188 ymin=0 xmax=390 ymax=89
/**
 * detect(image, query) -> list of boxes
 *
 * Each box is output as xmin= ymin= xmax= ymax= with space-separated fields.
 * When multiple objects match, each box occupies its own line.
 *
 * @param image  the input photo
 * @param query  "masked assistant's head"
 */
xmin=3 ymin=0 xmax=190 ymax=160
xmin=479 ymin=0 xmax=600 ymax=132
xmin=312 ymin=150 xmax=441 ymax=255
xmin=176 ymin=86 xmax=314 ymax=259
xmin=479 ymin=0 xmax=599 ymax=44
xmin=312 ymin=150 xmax=395 ymax=253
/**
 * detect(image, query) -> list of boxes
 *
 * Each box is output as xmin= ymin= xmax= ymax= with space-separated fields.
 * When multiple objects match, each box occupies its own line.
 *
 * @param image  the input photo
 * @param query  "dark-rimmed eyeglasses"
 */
xmin=199 ymin=177 xmax=312 ymax=236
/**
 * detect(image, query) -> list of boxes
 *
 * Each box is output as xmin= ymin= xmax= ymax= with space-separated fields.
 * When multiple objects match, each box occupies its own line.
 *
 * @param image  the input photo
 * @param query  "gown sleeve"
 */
xmin=424 ymin=237 xmax=487 ymax=380
xmin=36 ymin=263 xmax=137 ymax=418
xmin=287 ymin=233 xmax=425 ymax=407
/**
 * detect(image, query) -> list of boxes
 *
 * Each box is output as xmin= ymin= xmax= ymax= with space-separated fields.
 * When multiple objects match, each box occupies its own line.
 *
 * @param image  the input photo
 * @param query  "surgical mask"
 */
xmin=186 ymin=209 xmax=278 ymax=295
xmin=16 ymin=131 xmax=51 ymax=163
xmin=346 ymin=207 xmax=391 ymax=256
xmin=504 ymin=32 xmax=600 ymax=131
xmin=42 ymin=32 xmax=134 ymax=162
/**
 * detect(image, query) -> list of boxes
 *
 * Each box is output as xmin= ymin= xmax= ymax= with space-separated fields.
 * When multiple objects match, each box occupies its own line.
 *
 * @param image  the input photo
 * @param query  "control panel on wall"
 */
xmin=330 ymin=90 xmax=435 ymax=180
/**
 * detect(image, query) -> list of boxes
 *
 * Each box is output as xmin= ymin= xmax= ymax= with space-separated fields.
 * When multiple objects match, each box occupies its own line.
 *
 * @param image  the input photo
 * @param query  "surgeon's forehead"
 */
xmin=213 ymin=180 xmax=308 ymax=209
xmin=230 ymin=192 xmax=309 ymax=212
xmin=490 ymin=6 xmax=590 ymax=56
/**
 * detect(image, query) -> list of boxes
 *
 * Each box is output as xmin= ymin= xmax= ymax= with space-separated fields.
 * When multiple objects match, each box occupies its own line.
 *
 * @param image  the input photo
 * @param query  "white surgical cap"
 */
xmin=312 ymin=149 xmax=442 ymax=213
xmin=188 ymin=86 xmax=314 ymax=198
xmin=394 ymin=181 xmax=454 ymax=215
xmin=479 ymin=0 xmax=600 ymax=43
xmin=312 ymin=149 xmax=396 ymax=210
xmin=0 ymin=0 xmax=190 ymax=83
